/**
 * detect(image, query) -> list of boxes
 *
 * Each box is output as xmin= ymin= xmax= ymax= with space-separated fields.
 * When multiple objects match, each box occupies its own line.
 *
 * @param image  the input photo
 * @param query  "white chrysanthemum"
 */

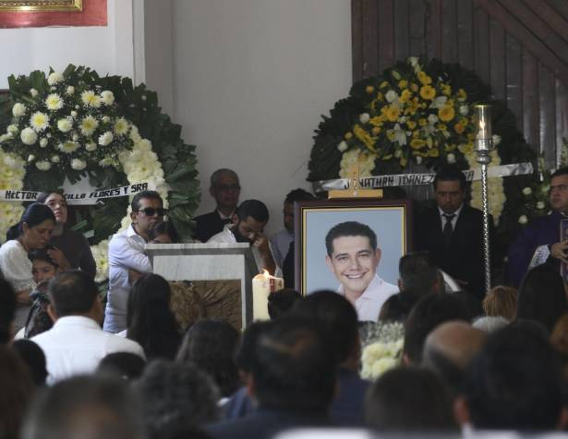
xmin=136 ymin=139 xmax=152 ymax=151
xmin=101 ymin=90 xmax=115 ymax=106
xmin=99 ymin=157 xmax=116 ymax=167
xmin=57 ymin=118 xmax=73 ymax=133
xmin=130 ymin=125 xmax=142 ymax=143
xmin=20 ymin=127 xmax=38 ymax=145
xmin=359 ymin=113 xmax=370 ymax=124
xmin=71 ymin=158 xmax=87 ymax=170
xmin=98 ymin=131 xmax=114 ymax=146
xmin=385 ymin=90 xmax=398 ymax=103
xmin=447 ymin=153 xmax=456 ymax=164
xmin=7 ymin=125 xmax=19 ymax=135
xmin=30 ymin=112 xmax=49 ymax=132
xmin=45 ymin=93 xmax=64 ymax=111
xmin=71 ymin=111 xmax=78 ymax=118
xmin=12 ymin=103 xmax=26 ymax=118
xmin=66 ymin=86 xmax=75 ymax=95
xmin=537 ymin=201 xmax=545 ymax=209
xmin=51 ymin=155 xmax=60 ymax=163
xmin=58 ymin=141 xmax=80 ymax=154
xmin=339 ymin=148 xmax=376 ymax=178
xmin=522 ymin=187 xmax=532 ymax=196
xmin=459 ymin=105 xmax=469 ymax=116
xmin=47 ymin=72 xmax=64 ymax=86
xmin=0 ymin=134 xmax=11 ymax=143
xmin=337 ymin=141 xmax=348 ymax=152
xmin=80 ymin=116 xmax=99 ymax=137
xmin=30 ymin=88 xmax=38 ymax=97
xmin=101 ymin=116 xmax=110 ymax=124
xmin=114 ymin=118 xmax=129 ymax=136
xmin=35 ymin=161 xmax=51 ymax=171
xmin=81 ymin=90 xmax=101 ymax=108
xmin=39 ymin=138 xmax=48 ymax=148
xmin=85 ymin=141 xmax=97 ymax=152
xmin=518 ymin=215 xmax=528 ymax=224
xmin=91 ymin=240 xmax=110 ymax=283
xmin=427 ymin=114 xmax=439 ymax=124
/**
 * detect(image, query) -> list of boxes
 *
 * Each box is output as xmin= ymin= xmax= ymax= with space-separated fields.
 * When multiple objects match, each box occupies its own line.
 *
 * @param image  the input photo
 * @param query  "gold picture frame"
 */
xmin=0 ymin=0 xmax=82 ymax=12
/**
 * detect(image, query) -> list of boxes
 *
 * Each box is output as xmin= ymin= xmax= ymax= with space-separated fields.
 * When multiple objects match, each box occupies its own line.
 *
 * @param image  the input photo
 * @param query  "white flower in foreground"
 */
xmin=51 ymin=155 xmax=60 ymax=163
xmin=101 ymin=116 xmax=110 ymax=124
xmin=447 ymin=153 xmax=456 ymax=164
xmin=57 ymin=117 xmax=73 ymax=133
xmin=47 ymin=72 xmax=64 ymax=85
xmin=71 ymin=158 xmax=87 ymax=170
xmin=30 ymin=112 xmax=49 ymax=132
xmin=522 ymin=187 xmax=532 ymax=196
xmin=359 ymin=113 xmax=370 ymax=124
xmin=385 ymin=90 xmax=398 ymax=103
xmin=39 ymin=138 xmax=48 ymax=148
xmin=459 ymin=105 xmax=469 ymax=116
xmin=81 ymin=90 xmax=101 ymax=108
xmin=45 ymin=93 xmax=64 ymax=111
xmin=98 ymin=131 xmax=114 ymax=146
xmin=537 ymin=201 xmax=545 ymax=210
xmin=30 ymin=88 xmax=38 ymax=97
xmin=35 ymin=161 xmax=51 ymax=171
xmin=337 ymin=141 xmax=348 ymax=152
xmin=101 ymin=90 xmax=115 ymax=105
xmin=114 ymin=118 xmax=129 ymax=136
xmin=85 ymin=141 xmax=97 ymax=152
xmin=7 ymin=125 xmax=19 ymax=135
xmin=71 ymin=111 xmax=78 ymax=118
xmin=80 ymin=116 xmax=99 ymax=136
xmin=20 ymin=128 xmax=38 ymax=145
xmin=66 ymin=86 xmax=75 ymax=95
xmin=12 ymin=103 xmax=26 ymax=117
xmin=58 ymin=141 xmax=80 ymax=154
xmin=518 ymin=215 xmax=528 ymax=224
xmin=130 ymin=125 xmax=142 ymax=143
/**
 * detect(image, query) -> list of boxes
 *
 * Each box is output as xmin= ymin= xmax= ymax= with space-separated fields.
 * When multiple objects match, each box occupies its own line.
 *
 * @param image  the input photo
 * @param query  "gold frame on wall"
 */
xmin=0 ymin=0 xmax=82 ymax=12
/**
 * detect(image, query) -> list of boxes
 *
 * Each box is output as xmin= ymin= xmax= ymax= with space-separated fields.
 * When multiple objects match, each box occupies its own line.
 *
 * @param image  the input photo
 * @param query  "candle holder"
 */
xmin=473 ymin=104 xmax=494 ymax=294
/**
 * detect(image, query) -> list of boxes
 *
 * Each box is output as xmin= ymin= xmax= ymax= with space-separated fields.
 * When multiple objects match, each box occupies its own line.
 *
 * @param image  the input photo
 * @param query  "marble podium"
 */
xmin=146 ymin=243 xmax=257 ymax=328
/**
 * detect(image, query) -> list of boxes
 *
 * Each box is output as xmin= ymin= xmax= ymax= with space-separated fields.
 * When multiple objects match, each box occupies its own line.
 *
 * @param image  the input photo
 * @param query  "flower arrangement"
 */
xmin=359 ymin=321 xmax=404 ymax=380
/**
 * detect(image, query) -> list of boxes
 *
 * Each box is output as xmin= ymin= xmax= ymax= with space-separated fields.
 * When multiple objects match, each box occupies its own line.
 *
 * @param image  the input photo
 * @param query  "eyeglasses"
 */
xmin=138 ymin=207 xmax=167 ymax=217
xmin=216 ymin=184 xmax=241 ymax=192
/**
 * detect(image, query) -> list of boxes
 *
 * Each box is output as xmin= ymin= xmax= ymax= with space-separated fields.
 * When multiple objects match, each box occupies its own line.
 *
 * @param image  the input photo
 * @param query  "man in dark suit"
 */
xmin=193 ymin=168 xmax=241 ymax=242
xmin=416 ymin=165 xmax=491 ymax=299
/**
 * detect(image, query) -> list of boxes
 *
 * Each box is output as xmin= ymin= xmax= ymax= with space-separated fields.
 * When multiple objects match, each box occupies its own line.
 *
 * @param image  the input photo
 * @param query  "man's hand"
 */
xmin=551 ymin=240 xmax=568 ymax=263
xmin=252 ymin=233 xmax=270 ymax=256
xmin=47 ymin=247 xmax=71 ymax=270
xmin=128 ymin=269 xmax=143 ymax=284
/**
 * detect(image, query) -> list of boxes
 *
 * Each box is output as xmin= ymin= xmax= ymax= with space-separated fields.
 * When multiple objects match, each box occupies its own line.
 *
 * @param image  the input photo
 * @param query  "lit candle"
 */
xmin=474 ymin=104 xmax=492 ymax=141
xmin=252 ymin=269 xmax=284 ymax=320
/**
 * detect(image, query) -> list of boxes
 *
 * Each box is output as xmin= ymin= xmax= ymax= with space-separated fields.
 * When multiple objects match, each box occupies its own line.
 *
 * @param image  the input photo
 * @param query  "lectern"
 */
xmin=146 ymin=242 xmax=257 ymax=327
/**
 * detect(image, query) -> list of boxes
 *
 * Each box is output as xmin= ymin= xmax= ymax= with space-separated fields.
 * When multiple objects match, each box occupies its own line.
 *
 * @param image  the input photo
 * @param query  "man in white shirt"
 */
xmin=104 ymin=190 xmax=165 ymax=332
xmin=32 ymin=270 xmax=144 ymax=385
xmin=325 ymin=221 xmax=398 ymax=321
xmin=209 ymin=199 xmax=277 ymax=275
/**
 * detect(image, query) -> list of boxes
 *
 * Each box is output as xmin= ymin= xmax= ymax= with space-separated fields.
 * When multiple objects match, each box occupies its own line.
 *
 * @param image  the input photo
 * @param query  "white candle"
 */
xmin=252 ymin=269 xmax=284 ymax=320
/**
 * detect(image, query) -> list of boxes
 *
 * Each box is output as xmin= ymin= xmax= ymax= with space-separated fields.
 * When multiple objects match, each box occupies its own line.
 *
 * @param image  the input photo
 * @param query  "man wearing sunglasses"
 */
xmin=104 ymin=190 xmax=166 ymax=333
xmin=508 ymin=167 xmax=568 ymax=287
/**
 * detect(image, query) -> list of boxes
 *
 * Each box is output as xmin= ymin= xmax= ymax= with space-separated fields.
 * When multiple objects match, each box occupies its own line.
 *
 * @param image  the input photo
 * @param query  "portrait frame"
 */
xmin=294 ymin=198 xmax=412 ymax=295
xmin=0 ymin=0 xmax=82 ymax=12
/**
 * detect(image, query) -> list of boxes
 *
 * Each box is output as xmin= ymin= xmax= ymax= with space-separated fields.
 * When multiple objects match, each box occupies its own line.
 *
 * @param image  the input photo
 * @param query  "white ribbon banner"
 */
xmin=0 ymin=182 xmax=153 ymax=205
xmin=312 ymin=162 xmax=534 ymax=192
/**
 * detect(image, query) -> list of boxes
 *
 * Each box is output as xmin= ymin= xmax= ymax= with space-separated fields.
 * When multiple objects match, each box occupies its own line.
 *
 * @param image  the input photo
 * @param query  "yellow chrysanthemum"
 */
xmin=407 ymin=120 xmax=417 ymax=129
xmin=398 ymin=80 xmax=408 ymax=89
xmin=410 ymin=83 xmax=419 ymax=92
xmin=417 ymin=71 xmax=432 ymax=85
xmin=369 ymin=115 xmax=386 ymax=126
xmin=344 ymin=132 xmax=353 ymax=140
xmin=400 ymin=89 xmax=412 ymax=103
xmin=427 ymin=148 xmax=440 ymax=157
xmin=418 ymin=118 xmax=427 ymax=127
xmin=419 ymin=85 xmax=436 ymax=100
xmin=386 ymin=130 xmax=396 ymax=142
xmin=385 ymin=105 xmax=400 ymax=122
xmin=376 ymin=92 xmax=384 ymax=102
xmin=365 ymin=85 xmax=375 ymax=94
xmin=371 ymin=127 xmax=381 ymax=136
xmin=438 ymin=105 xmax=455 ymax=122
xmin=441 ymin=84 xmax=451 ymax=96
xmin=410 ymin=139 xmax=426 ymax=149
xmin=457 ymin=88 xmax=467 ymax=101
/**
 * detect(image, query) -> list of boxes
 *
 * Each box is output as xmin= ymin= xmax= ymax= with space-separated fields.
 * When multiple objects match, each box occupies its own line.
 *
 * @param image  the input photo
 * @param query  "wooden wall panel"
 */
xmin=351 ymin=0 xmax=568 ymax=166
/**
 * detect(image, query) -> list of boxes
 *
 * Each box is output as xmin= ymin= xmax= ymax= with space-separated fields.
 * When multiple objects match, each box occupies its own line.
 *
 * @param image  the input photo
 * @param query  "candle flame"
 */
xmin=262 ymin=269 xmax=270 ymax=276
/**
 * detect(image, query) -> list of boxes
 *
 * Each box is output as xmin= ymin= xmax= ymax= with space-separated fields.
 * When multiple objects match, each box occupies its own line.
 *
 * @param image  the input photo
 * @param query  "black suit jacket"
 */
xmin=193 ymin=210 xmax=231 ymax=243
xmin=415 ymin=204 xmax=491 ymax=299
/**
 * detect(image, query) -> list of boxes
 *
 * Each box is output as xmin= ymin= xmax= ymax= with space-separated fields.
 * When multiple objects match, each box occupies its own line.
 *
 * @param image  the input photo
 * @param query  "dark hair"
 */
xmin=210 ymin=168 xmax=239 ymax=187
xmin=0 ymin=346 xmax=34 ymax=439
xmin=399 ymin=251 xmax=439 ymax=296
xmin=36 ymin=191 xmax=65 ymax=205
xmin=517 ymin=265 xmax=568 ymax=333
xmin=176 ymin=319 xmax=241 ymax=397
xmin=23 ymin=375 xmax=144 ymax=439
xmin=551 ymin=167 xmax=568 ymax=179
xmin=235 ymin=199 xmax=269 ymax=223
xmin=6 ymin=203 xmax=55 ymax=241
xmin=267 ymin=289 xmax=302 ymax=319
xmin=403 ymin=293 xmax=470 ymax=364
xmin=290 ymin=290 xmax=359 ymax=364
xmin=325 ymin=221 xmax=377 ymax=256
xmin=251 ymin=317 xmax=337 ymax=410
xmin=136 ymin=360 xmax=219 ymax=438
xmin=12 ymin=339 xmax=48 ymax=386
xmin=365 ymin=366 xmax=456 ymax=432
xmin=433 ymin=164 xmax=466 ymax=191
xmin=464 ymin=323 xmax=564 ymax=430
xmin=126 ymin=274 xmax=181 ymax=360
xmin=148 ymin=221 xmax=179 ymax=243
xmin=234 ymin=320 xmax=271 ymax=374
xmin=28 ymin=248 xmax=58 ymax=268
xmin=284 ymin=188 xmax=315 ymax=204
xmin=379 ymin=293 xmax=416 ymax=323
xmin=97 ymin=352 xmax=146 ymax=381
xmin=130 ymin=190 xmax=163 ymax=212
xmin=0 ymin=278 xmax=17 ymax=344
xmin=48 ymin=270 xmax=99 ymax=317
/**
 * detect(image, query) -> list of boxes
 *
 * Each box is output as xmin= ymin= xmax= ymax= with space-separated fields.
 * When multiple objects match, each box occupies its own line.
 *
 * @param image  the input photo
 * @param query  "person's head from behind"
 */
xmin=37 ymin=191 xmax=68 ymax=226
xmin=517 ymin=265 xmax=568 ymax=333
xmin=267 ymin=289 xmax=302 ymax=319
xmin=148 ymin=221 xmax=179 ymax=244
xmin=47 ymin=270 xmax=102 ymax=325
xmin=433 ymin=164 xmax=466 ymax=214
xmin=176 ymin=319 xmax=240 ymax=397
xmin=0 ymin=278 xmax=17 ymax=344
xmin=130 ymin=190 xmax=165 ymax=240
xmin=457 ymin=322 xmax=565 ymax=431
xmin=135 ymin=359 xmax=219 ymax=438
xmin=29 ymin=248 xmax=59 ymax=286
xmin=549 ymin=167 xmax=568 ymax=213
xmin=483 ymin=285 xmax=517 ymax=321
xmin=7 ymin=203 xmax=55 ymax=248
xmin=325 ymin=221 xmax=380 ymax=298
xmin=290 ymin=290 xmax=359 ymax=368
xmin=235 ymin=321 xmax=271 ymax=382
xmin=209 ymin=168 xmax=240 ymax=213
xmin=232 ymin=199 xmax=269 ymax=244
xmin=22 ymin=375 xmax=144 ymax=439
xmin=12 ymin=339 xmax=48 ymax=386
xmin=97 ymin=352 xmax=146 ymax=382
xmin=251 ymin=317 xmax=337 ymax=411
xmin=403 ymin=293 xmax=470 ymax=365
xmin=365 ymin=366 xmax=456 ymax=432
xmin=398 ymin=251 xmax=440 ymax=297
xmin=283 ymin=189 xmax=314 ymax=232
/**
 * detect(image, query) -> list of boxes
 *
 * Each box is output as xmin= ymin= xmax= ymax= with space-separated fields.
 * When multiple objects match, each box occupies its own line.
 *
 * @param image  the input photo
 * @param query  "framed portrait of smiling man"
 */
xmin=295 ymin=199 xmax=411 ymax=319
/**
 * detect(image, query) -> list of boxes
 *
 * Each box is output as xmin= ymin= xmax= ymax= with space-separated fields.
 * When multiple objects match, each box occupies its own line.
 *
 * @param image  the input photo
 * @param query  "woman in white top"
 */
xmin=0 ymin=203 xmax=55 ymax=331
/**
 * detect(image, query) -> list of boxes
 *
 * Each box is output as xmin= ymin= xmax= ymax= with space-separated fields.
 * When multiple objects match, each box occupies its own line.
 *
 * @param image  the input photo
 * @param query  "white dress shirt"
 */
xmin=0 ymin=239 xmax=36 ymax=292
xmin=337 ymin=274 xmax=399 ymax=322
xmin=438 ymin=204 xmax=464 ymax=231
xmin=32 ymin=315 xmax=144 ymax=385
xmin=104 ymin=225 xmax=152 ymax=333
